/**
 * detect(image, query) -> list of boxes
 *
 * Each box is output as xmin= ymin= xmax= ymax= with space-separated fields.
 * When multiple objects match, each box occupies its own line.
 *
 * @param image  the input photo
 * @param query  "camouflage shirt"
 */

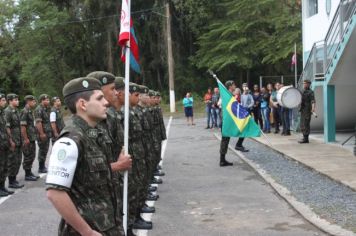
xmin=20 ymin=105 xmax=37 ymax=142
xmin=50 ymin=107 xmax=65 ymax=134
xmin=300 ymin=89 xmax=315 ymax=115
xmin=0 ymin=107 xmax=9 ymax=150
xmin=4 ymin=105 xmax=21 ymax=146
xmin=46 ymin=115 xmax=121 ymax=234
xmin=34 ymin=104 xmax=52 ymax=137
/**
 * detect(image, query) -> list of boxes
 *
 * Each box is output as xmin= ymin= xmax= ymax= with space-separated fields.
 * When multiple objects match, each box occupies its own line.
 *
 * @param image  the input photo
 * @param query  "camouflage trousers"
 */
xmin=300 ymin=113 xmax=311 ymax=136
xmin=58 ymin=219 xmax=125 ymax=236
xmin=7 ymin=145 xmax=22 ymax=177
xmin=22 ymin=142 xmax=36 ymax=170
xmin=128 ymin=158 xmax=146 ymax=224
xmin=220 ymin=136 xmax=230 ymax=155
xmin=0 ymin=149 xmax=8 ymax=184
xmin=38 ymin=138 xmax=50 ymax=163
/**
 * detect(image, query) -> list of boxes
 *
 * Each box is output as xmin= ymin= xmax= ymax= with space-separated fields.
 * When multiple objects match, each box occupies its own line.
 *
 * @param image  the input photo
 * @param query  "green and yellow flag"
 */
xmin=217 ymin=80 xmax=261 ymax=137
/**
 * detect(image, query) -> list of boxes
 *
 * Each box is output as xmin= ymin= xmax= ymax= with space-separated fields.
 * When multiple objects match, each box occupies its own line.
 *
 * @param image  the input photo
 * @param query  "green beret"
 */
xmin=303 ymin=79 xmax=311 ymax=84
xmin=7 ymin=93 xmax=18 ymax=101
xmin=225 ymin=80 xmax=235 ymax=88
xmin=51 ymin=96 xmax=60 ymax=102
xmin=156 ymin=91 xmax=161 ymax=97
xmin=115 ymin=77 xmax=125 ymax=90
xmin=63 ymin=77 xmax=102 ymax=98
xmin=148 ymin=90 xmax=155 ymax=96
xmin=139 ymin=85 xmax=149 ymax=94
xmin=39 ymin=94 xmax=50 ymax=101
xmin=129 ymin=83 xmax=140 ymax=93
xmin=87 ymin=71 xmax=115 ymax=86
xmin=0 ymin=93 xmax=5 ymax=99
xmin=24 ymin=95 xmax=36 ymax=101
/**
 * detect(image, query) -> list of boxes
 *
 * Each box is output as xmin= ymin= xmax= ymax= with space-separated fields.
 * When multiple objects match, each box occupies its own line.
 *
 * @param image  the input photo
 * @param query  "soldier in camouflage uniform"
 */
xmin=299 ymin=80 xmax=315 ymax=144
xmin=5 ymin=94 xmax=24 ymax=189
xmin=35 ymin=94 xmax=52 ymax=173
xmin=0 ymin=94 xmax=14 ymax=196
xmin=46 ymin=77 xmax=131 ymax=236
xmin=50 ymin=96 xmax=65 ymax=142
xmin=20 ymin=95 xmax=39 ymax=181
xmin=87 ymin=71 xmax=132 ymax=231
xmin=126 ymin=83 xmax=153 ymax=230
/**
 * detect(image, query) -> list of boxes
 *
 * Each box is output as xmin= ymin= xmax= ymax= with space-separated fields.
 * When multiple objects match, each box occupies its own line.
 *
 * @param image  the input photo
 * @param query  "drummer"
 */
xmin=279 ymin=84 xmax=291 ymax=136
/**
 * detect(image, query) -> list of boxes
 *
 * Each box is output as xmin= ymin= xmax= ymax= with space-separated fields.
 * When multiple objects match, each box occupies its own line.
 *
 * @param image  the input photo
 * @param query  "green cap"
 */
xmin=63 ymin=77 xmax=102 ymax=98
xmin=139 ymin=85 xmax=149 ymax=94
xmin=7 ymin=93 xmax=18 ymax=101
xmin=87 ymin=71 xmax=115 ymax=86
xmin=0 ymin=93 xmax=5 ymax=99
xmin=129 ymin=83 xmax=140 ymax=93
xmin=24 ymin=95 xmax=36 ymax=101
xmin=225 ymin=80 xmax=235 ymax=88
xmin=148 ymin=90 xmax=155 ymax=96
xmin=51 ymin=96 xmax=60 ymax=102
xmin=39 ymin=94 xmax=50 ymax=101
xmin=303 ymin=79 xmax=311 ymax=84
xmin=115 ymin=77 xmax=125 ymax=90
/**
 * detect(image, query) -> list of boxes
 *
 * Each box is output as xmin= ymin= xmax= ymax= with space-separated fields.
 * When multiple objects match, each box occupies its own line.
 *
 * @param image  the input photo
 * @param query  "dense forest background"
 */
xmin=0 ymin=0 xmax=302 ymax=101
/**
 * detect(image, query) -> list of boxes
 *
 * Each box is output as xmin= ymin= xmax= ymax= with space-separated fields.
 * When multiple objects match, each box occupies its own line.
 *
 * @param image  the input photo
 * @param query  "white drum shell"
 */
xmin=277 ymin=86 xmax=302 ymax=108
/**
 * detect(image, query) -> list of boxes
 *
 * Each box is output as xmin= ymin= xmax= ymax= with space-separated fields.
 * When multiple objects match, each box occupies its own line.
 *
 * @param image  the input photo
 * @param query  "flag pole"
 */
xmin=123 ymin=0 xmax=131 ymax=234
xmin=294 ymin=43 xmax=297 ymax=87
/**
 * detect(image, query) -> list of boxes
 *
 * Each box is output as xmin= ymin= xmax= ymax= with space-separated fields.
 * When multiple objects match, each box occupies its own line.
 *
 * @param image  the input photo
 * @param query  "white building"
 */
xmin=301 ymin=0 xmax=356 ymax=142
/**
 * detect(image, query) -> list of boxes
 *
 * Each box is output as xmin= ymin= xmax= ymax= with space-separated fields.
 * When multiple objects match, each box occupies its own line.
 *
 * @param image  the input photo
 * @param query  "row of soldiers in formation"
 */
xmin=45 ymin=71 xmax=166 ymax=236
xmin=0 ymin=93 xmax=64 ymax=196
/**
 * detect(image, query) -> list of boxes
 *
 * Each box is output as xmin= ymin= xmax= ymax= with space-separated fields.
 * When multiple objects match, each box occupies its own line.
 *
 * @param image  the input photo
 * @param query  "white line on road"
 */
xmin=136 ymin=116 xmax=173 ymax=236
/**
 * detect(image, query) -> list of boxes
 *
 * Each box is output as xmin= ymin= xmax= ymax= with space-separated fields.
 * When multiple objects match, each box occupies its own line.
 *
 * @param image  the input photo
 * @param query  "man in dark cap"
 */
xmin=20 ymin=95 xmax=39 ymax=181
xmin=0 ymin=94 xmax=14 ymax=196
xmin=50 ymin=96 xmax=65 ymax=142
xmin=299 ymin=79 xmax=315 ymax=144
xmin=35 ymin=94 xmax=52 ymax=173
xmin=46 ymin=77 xmax=131 ymax=236
xmin=5 ymin=93 xmax=24 ymax=188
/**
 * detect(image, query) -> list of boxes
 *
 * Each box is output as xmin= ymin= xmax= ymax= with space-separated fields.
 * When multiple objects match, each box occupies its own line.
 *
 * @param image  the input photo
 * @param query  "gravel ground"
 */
xmin=231 ymin=138 xmax=356 ymax=232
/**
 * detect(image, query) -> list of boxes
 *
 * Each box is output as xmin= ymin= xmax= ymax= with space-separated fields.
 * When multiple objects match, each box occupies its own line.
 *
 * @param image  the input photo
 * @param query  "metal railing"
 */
xmin=299 ymin=0 xmax=356 ymax=89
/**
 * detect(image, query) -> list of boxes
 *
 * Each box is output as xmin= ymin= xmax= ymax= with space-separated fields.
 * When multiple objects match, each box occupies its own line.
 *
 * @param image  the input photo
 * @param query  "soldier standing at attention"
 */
xmin=35 ymin=94 xmax=52 ymax=173
xmin=0 ymin=94 xmax=15 ymax=196
xmin=5 ymin=94 xmax=24 ymax=188
xmin=299 ymin=80 xmax=315 ymax=144
xmin=50 ymin=96 xmax=65 ymax=142
xmin=20 ymin=95 xmax=39 ymax=181
xmin=46 ymin=77 xmax=130 ymax=236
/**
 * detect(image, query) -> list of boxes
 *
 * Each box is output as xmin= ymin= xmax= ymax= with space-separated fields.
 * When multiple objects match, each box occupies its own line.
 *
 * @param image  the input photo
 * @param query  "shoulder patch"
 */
xmin=46 ymin=137 xmax=78 ymax=188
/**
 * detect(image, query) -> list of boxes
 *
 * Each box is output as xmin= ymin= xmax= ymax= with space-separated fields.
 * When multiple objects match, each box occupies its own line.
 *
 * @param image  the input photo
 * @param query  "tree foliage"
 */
xmin=0 ymin=0 xmax=302 ymax=99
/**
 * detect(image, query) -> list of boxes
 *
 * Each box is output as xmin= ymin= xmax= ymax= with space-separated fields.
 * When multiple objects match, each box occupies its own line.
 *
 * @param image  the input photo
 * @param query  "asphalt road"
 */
xmin=0 ymin=117 xmax=326 ymax=236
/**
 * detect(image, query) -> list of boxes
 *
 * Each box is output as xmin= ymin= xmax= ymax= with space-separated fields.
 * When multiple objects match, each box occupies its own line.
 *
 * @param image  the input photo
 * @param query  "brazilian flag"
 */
xmin=217 ymin=80 xmax=261 ymax=137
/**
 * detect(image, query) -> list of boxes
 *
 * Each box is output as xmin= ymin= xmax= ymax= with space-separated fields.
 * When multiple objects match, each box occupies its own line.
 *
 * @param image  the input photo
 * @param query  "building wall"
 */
xmin=302 ymin=0 xmax=340 ymax=65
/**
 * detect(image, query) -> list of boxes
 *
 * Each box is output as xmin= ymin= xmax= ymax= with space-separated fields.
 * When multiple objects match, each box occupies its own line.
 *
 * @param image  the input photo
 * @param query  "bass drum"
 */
xmin=277 ymin=85 xmax=302 ymax=108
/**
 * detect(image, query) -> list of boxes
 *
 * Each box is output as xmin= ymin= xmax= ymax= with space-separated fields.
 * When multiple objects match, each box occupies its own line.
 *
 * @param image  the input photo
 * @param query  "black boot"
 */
xmin=298 ymin=135 xmax=309 ymax=144
xmin=8 ymin=176 xmax=24 ymax=189
xmin=146 ymin=193 xmax=159 ymax=201
xmin=151 ymin=178 xmax=163 ymax=184
xmin=148 ymin=186 xmax=157 ymax=192
xmin=0 ymin=183 xmax=14 ymax=195
xmin=141 ymin=204 xmax=156 ymax=213
xmin=220 ymin=154 xmax=233 ymax=167
xmin=25 ymin=169 xmax=38 ymax=181
xmin=38 ymin=162 xmax=48 ymax=173
xmin=0 ymin=189 xmax=8 ymax=197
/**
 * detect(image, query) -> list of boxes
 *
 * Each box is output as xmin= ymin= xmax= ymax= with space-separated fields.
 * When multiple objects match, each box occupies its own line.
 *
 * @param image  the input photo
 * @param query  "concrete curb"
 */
xmin=251 ymin=136 xmax=356 ymax=193
xmin=214 ymin=133 xmax=356 ymax=236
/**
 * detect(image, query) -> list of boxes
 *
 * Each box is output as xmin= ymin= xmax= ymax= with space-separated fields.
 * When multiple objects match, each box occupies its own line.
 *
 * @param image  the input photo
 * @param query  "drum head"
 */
xmin=279 ymin=87 xmax=302 ymax=108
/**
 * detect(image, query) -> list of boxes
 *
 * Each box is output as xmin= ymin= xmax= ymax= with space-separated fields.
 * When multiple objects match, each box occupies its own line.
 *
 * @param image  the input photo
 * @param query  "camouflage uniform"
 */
xmin=35 ymin=104 xmax=52 ymax=164
xmin=0 ymin=106 xmax=9 ymax=187
xmin=151 ymin=105 xmax=164 ymax=169
xmin=4 ymin=105 xmax=22 ymax=178
xmin=20 ymin=105 xmax=37 ymax=170
xmin=50 ymin=106 xmax=65 ymax=142
xmin=46 ymin=115 xmax=124 ymax=235
xmin=300 ymin=88 xmax=315 ymax=137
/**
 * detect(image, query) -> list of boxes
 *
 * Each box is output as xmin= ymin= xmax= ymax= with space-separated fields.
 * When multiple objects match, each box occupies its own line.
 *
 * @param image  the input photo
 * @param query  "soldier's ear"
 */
xmin=77 ymin=98 xmax=87 ymax=112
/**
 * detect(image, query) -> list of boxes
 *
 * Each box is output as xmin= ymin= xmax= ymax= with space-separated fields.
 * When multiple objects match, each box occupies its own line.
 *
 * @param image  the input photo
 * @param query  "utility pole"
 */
xmin=166 ymin=1 xmax=175 ymax=113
